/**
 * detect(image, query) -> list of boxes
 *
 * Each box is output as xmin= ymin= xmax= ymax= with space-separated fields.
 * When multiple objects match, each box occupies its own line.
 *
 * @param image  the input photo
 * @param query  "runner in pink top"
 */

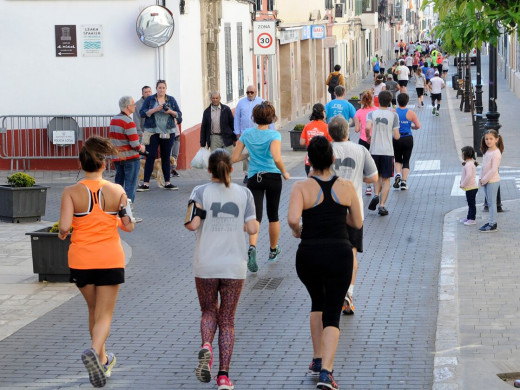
xmin=354 ymin=90 xmax=378 ymax=195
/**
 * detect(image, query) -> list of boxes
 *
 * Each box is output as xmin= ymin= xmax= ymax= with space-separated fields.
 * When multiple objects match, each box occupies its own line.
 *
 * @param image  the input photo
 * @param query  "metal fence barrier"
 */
xmin=0 ymin=115 xmax=113 ymax=171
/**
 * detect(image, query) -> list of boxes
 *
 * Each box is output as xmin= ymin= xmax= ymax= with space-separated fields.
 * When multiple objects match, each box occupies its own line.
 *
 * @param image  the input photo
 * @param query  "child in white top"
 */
xmin=459 ymin=146 xmax=478 ymax=225
xmin=478 ymin=130 xmax=504 ymax=232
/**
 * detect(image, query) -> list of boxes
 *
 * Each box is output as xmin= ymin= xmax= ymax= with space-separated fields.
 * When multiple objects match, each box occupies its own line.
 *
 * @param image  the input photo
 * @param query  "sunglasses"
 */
xmin=246 ymin=91 xmax=255 ymax=95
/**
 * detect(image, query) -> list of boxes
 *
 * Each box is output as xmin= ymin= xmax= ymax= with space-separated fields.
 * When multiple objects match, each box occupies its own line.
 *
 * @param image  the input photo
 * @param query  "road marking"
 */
xmin=414 ymin=160 xmax=440 ymax=171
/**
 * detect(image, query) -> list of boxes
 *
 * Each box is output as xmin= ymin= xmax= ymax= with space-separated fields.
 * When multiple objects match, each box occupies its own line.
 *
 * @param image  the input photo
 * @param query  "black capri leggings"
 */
xmin=296 ymin=240 xmax=353 ymax=329
xmin=393 ymin=136 xmax=414 ymax=169
xmin=247 ymin=172 xmax=282 ymax=223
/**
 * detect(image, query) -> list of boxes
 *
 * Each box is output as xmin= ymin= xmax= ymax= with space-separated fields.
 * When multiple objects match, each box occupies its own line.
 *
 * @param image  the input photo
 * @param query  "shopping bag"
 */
xmin=191 ymin=147 xmax=210 ymax=169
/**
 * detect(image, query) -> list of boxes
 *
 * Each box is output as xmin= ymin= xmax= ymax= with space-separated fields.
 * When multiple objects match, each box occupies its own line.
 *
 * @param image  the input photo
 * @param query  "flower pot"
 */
xmin=289 ymin=130 xmax=306 ymax=151
xmin=0 ymin=185 xmax=48 ymax=223
xmin=348 ymin=99 xmax=361 ymax=111
xmin=26 ymin=227 xmax=71 ymax=282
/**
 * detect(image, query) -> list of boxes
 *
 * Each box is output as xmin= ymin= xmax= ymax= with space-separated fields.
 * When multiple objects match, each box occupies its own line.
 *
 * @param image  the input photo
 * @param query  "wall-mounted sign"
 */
xmin=301 ymin=26 xmax=311 ymax=40
xmin=52 ymin=131 xmax=75 ymax=145
xmin=311 ymin=25 xmax=326 ymax=39
xmin=279 ymin=29 xmax=299 ymax=45
xmin=55 ymin=25 xmax=77 ymax=57
xmin=253 ymin=21 xmax=276 ymax=55
xmin=81 ymin=25 xmax=103 ymax=57
xmin=324 ymin=36 xmax=337 ymax=48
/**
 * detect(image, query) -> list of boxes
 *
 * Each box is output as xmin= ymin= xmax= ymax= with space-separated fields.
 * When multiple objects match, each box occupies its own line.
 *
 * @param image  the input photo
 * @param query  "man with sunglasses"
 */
xmin=234 ymin=86 xmax=275 ymax=184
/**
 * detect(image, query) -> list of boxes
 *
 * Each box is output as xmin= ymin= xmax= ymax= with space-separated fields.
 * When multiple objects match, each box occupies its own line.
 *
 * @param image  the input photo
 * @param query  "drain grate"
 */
xmin=252 ymin=277 xmax=284 ymax=290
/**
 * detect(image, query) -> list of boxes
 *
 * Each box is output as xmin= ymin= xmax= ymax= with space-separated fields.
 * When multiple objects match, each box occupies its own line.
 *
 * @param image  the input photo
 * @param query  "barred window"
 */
xmin=267 ymin=0 xmax=273 ymax=11
xmin=237 ymin=23 xmax=244 ymax=97
xmin=256 ymin=0 xmax=262 ymax=11
xmin=225 ymin=23 xmax=233 ymax=102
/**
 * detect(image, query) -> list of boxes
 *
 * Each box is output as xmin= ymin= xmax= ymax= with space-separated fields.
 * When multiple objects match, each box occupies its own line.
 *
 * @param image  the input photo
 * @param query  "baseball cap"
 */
xmin=435 ymin=70 xmax=439 ymax=75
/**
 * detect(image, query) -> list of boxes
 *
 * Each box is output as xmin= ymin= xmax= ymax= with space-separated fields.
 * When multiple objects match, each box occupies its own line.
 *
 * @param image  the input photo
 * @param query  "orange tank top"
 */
xmin=68 ymin=179 xmax=125 ymax=270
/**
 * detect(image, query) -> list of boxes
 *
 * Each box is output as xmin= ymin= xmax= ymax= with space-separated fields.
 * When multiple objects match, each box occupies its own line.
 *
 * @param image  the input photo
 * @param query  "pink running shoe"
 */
xmin=216 ymin=374 xmax=234 ymax=390
xmin=195 ymin=343 xmax=213 ymax=383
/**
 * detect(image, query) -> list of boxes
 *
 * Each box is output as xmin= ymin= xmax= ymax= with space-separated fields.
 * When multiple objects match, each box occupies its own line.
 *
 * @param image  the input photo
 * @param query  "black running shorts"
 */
xmin=69 ymin=268 xmax=125 ymax=288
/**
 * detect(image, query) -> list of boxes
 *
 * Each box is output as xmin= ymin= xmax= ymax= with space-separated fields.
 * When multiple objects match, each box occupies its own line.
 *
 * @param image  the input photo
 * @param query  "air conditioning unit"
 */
xmin=335 ymin=3 xmax=344 ymax=17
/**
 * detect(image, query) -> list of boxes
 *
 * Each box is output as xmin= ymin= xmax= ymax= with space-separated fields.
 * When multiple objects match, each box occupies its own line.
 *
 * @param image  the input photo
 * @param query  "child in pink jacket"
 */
xmin=459 ymin=146 xmax=478 ymax=225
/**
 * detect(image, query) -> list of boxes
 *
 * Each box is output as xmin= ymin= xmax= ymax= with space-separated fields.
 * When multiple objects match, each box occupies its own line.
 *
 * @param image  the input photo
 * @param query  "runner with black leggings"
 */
xmin=288 ymin=136 xmax=362 ymax=390
xmin=232 ymin=101 xmax=290 ymax=273
xmin=392 ymin=93 xmax=421 ymax=191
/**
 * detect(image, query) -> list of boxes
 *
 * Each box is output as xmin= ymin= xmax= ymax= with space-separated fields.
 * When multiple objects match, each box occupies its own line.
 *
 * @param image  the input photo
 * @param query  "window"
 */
xmin=256 ymin=0 xmax=262 ymax=11
xmin=325 ymin=0 xmax=333 ymax=9
xmin=355 ymin=0 xmax=362 ymax=15
xmin=267 ymin=0 xmax=273 ymax=11
xmin=362 ymin=0 xmax=373 ymax=12
xmin=224 ymin=24 xmax=233 ymax=102
xmin=237 ymin=23 xmax=244 ymax=97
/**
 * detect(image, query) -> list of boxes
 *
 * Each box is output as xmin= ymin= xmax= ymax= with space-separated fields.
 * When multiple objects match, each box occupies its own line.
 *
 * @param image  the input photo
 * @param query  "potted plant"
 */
xmin=348 ymin=96 xmax=361 ymax=110
xmin=0 ymin=172 xmax=48 ymax=223
xmin=289 ymin=124 xmax=307 ymax=151
xmin=26 ymin=222 xmax=71 ymax=282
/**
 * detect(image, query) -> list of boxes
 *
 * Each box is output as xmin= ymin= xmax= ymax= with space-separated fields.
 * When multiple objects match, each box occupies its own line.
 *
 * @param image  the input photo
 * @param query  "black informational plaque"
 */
xmin=55 ymin=25 xmax=77 ymax=57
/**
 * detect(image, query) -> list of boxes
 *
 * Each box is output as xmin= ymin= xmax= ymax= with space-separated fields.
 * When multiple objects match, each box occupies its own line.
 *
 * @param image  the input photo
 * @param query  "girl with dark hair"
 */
xmin=185 ymin=149 xmax=258 ymax=390
xmin=58 ymin=136 xmax=136 ymax=387
xmin=478 ymin=130 xmax=504 ymax=232
xmin=372 ymin=75 xmax=386 ymax=107
xmin=459 ymin=146 xmax=479 ymax=225
xmin=232 ymin=101 xmax=290 ymax=273
xmin=288 ymin=136 xmax=362 ymax=390
xmin=300 ymin=103 xmax=332 ymax=176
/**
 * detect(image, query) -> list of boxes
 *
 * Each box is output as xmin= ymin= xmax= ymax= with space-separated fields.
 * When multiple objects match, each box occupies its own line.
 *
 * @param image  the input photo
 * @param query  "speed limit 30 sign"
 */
xmin=253 ymin=21 xmax=276 ymax=55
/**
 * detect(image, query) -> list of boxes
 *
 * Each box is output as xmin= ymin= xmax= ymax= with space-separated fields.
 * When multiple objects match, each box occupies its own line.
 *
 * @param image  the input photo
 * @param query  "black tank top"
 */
xmin=301 ymin=176 xmax=350 ymax=241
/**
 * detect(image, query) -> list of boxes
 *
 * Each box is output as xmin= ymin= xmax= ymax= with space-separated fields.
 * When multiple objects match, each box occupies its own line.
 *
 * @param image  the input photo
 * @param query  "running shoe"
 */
xmin=136 ymin=184 xmax=150 ymax=192
xmin=216 ymin=374 xmax=234 ymax=390
xmin=81 ymin=348 xmax=106 ymax=388
xmin=196 ymin=343 xmax=213 ymax=383
xmin=317 ymin=370 xmax=339 ymax=390
xmin=459 ymin=218 xmax=468 ymax=223
xmin=378 ymin=206 xmax=389 ymax=216
xmin=171 ymin=169 xmax=180 ymax=177
xmin=464 ymin=219 xmax=476 ymax=225
xmin=479 ymin=223 xmax=498 ymax=232
xmin=103 ymin=352 xmax=116 ymax=378
xmin=400 ymin=181 xmax=408 ymax=190
xmin=163 ymin=183 xmax=179 ymax=190
xmin=342 ymin=294 xmax=355 ymax=315
xmin=421 ymin=101 xmax=425 ymax=106
xmin=268 ymin=245 xmax=281 ymax=262
xmin=243 ymin=174 xmax=248 ymax=184
xmin=432 ymin=107 xmax=436 ymax=115
xmin=365 ymin=186 xmax=372 ymax=196
xmin=436 ymin=111 xmax=440 ymax=116
xmin=393 ymin=174 xmax=401 ymax=188
xmin=368 ymin=195 xmax=379 ymax=211
xmin=308 ymin=358 xmax=322 ymax=377
xmin=247 ymin=246 xmax=258 ymax=272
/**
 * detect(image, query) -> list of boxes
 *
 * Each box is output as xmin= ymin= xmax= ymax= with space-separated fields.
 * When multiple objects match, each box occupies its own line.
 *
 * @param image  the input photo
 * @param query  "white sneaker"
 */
xmin=464 ymin=219 xmax=476 ymax=225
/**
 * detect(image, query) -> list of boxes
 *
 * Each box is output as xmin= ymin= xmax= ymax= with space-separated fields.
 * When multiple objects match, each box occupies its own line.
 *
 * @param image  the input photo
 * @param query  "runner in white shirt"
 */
xmin=442 ymin=56 xmax=450 ymax=80
xmin=396 ymin=59 xmax=411 ymax=94
xmin=428 ymin=71 xmax=446 ymax=116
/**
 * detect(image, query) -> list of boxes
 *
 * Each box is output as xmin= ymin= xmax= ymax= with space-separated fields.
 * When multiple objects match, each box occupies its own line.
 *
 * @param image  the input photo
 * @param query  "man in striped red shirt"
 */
xmin=109 ymin=96 xmax=146 ymax=205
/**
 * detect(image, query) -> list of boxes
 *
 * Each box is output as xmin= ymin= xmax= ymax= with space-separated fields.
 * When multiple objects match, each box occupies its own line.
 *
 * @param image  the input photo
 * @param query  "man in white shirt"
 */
xmin=428 ymin=71 xmax=446 ymax=116
xmin=396 ymin=59 xmax=410 ymax=94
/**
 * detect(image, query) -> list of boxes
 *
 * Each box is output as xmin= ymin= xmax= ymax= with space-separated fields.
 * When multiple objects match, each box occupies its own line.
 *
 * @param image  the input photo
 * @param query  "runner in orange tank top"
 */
xmin=58 ymin=136 xmax=135 ymax=387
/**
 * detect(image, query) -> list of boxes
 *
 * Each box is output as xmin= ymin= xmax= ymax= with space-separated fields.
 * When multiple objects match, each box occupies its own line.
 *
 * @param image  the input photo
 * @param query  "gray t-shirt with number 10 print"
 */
xmin=366 ymin=108 xmax=400 ymax=156
xmin=190 ymin=182 xmax=256 ymax=279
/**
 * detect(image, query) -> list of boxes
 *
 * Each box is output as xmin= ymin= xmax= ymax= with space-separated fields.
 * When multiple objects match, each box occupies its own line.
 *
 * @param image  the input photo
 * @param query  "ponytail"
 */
xmin=79 ymin=136 xmax=118 ymax=172
xmin=208 ymin=149 xmax=232 ymax=187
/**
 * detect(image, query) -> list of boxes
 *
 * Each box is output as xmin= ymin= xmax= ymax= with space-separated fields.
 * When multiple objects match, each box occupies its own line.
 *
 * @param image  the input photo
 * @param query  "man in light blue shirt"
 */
xmin=234 ymin=85 xmax=275 ymax=183
xmin=324 ymin=85 xmax=356 ymax=124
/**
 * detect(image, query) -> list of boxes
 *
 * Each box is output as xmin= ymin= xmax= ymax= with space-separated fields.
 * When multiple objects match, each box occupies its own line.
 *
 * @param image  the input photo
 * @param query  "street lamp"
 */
xmin=475 ymin=48 xmax=483 ymax=114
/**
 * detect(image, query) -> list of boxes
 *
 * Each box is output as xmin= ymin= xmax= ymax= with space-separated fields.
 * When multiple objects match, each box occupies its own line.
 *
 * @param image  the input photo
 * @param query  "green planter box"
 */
xmin=0 ymin=185 xmax=48 ymax=223
xmin=289 ymin=130 xmax=306 ymax=151
xmin=26 ymin=227 xmax=71 ymax=283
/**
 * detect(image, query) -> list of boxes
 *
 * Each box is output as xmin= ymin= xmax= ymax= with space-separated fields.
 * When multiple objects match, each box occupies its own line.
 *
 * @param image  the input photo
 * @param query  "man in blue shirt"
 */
xmin=234 ymin=85 xmax=275 ymax=183
xmin=324 ymin=85 xmax=357 ymax=124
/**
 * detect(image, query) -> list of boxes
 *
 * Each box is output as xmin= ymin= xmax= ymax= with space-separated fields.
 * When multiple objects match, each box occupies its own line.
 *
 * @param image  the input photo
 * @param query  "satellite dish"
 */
xmin=136 ymin=5 xmax=175 ymax=48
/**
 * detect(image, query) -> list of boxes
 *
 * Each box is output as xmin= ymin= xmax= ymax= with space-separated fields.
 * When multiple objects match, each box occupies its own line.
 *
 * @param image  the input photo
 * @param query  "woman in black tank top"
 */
xmin=288 ymin=136 xmax=362 ymax=390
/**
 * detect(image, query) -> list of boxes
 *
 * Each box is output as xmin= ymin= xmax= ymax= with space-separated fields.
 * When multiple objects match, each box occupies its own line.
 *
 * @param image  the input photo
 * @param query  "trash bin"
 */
xmin=452 ymin=74 xmax=459 ymax=90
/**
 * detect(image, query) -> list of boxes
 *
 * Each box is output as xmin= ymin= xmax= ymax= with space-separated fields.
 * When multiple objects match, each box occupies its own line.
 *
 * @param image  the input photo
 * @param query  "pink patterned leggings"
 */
xmin=195 ymin=278 xmax=244 ymax=372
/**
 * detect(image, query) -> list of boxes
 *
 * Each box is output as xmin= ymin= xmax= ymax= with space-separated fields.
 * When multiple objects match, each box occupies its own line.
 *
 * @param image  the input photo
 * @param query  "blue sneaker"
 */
xmin=81 ymin=348 xmax=106 ymax=388
xmin=247 ymin=246 xmax=258 ymax=272
xmin=268 ymin=245 xmax=281 ymax=262
xmin=103 ymin=352 xmax=116 ymax=378
xmin=479 ymin=223 xmax=498 ymax=232
xmin=308 ymin=358 xmax=322 ymax=377
xmin=317 ymin=370 xmax=339 ymax=389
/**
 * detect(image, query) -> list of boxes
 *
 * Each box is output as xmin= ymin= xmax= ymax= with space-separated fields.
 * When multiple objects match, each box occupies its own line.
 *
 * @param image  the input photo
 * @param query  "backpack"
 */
xmin=373 ymin=61 xmax=380 ymax=72
xmin=328 ymin=73 xmax=340 ymax=93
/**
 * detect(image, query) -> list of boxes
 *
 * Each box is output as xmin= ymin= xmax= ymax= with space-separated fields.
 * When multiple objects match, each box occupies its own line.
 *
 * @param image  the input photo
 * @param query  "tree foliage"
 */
xmin=423 ymin=0 xmax=520 ymax=47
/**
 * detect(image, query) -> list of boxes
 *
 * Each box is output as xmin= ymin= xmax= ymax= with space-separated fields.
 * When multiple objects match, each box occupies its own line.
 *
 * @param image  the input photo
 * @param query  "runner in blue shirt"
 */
xmin=324 ymin=86 xmax=357 ymax=124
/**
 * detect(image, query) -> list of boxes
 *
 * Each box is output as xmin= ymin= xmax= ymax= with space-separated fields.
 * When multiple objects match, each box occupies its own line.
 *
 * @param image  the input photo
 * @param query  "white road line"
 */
xmin=414 ymin=160 xmax=441 ymax=171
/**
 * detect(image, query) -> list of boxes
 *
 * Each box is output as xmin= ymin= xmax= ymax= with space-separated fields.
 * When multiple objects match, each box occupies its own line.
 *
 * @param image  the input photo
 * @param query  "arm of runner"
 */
xmin=408 ymin=111 xmax=421 ymax=130
xmin=287 ymin=182 xmax=304 ymax=238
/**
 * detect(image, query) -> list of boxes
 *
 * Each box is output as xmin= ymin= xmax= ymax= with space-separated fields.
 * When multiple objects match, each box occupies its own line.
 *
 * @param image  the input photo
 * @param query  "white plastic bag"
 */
xmin=191 ymin=147 xmax=210 ymax=169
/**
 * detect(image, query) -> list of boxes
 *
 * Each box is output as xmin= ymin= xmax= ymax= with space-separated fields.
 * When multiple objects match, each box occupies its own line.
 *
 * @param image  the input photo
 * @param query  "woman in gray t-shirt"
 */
xmin=185 ymin=149 xmax=257 ymax=389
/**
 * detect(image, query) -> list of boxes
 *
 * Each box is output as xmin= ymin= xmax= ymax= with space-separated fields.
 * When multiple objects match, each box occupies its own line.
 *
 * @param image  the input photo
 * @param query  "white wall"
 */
xmin=0 ymin=0 xmax=204 ymax=129
xmin=219 ymin=1 xmax=254 ymax=108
